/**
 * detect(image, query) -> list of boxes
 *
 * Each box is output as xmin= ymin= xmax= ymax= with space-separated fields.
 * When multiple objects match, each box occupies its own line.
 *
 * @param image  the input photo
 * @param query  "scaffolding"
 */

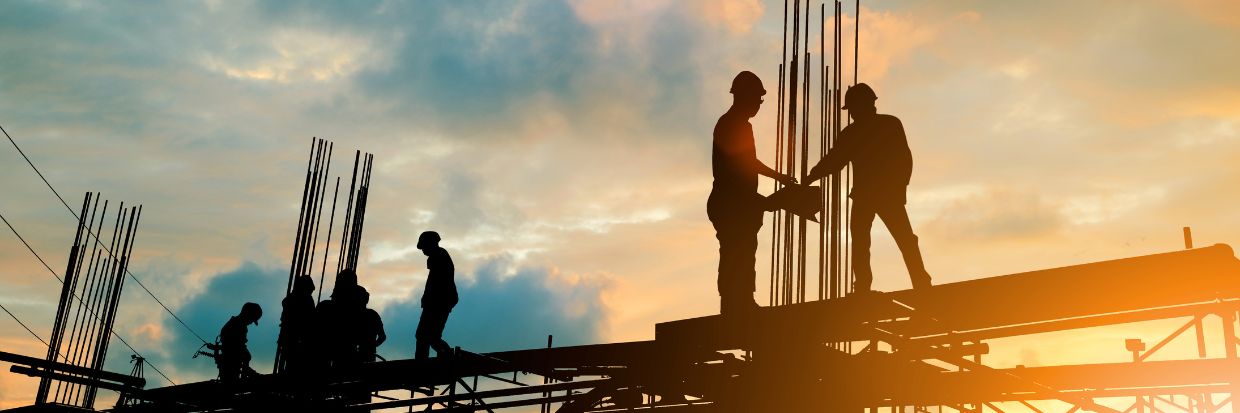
xmin=92 ymin=244 xmax=1240 ymax=412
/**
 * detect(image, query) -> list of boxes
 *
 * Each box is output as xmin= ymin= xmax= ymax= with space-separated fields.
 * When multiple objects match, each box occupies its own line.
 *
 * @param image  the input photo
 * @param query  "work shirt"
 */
xmin=358 ymin=308 xmax=384 ymax=355
xmin=808 ymin=114 xmax=913 ymax=205
xmin=420 ymin=247 xmax=458 ymax=310
xmin=220 ymin=316 xmax=250 ymax=361
xmin=279 ymin=293 xmax=314 ymax=345
xmin=711 ymin=109 xmax=759 ymax=198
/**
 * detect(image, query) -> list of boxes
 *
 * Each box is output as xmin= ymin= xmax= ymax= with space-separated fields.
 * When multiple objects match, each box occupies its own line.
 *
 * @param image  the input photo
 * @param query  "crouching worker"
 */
xmin=217 ymin=302 xmax=262 ymax=384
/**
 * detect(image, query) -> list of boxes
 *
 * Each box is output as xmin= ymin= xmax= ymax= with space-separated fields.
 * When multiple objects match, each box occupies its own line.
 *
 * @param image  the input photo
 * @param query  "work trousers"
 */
xmin=707 ymin=190 xmax=765 ymax=299
xmin=851 ymin=201 xmax=931 ymax=291
xmin=415 ymin=307 xmax=452 ymax=359
xmin=217 ymin=348 xmax=250 ymax=384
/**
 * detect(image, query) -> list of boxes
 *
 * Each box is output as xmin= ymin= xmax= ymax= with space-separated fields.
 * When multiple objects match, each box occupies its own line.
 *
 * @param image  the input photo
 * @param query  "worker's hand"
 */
xmin=778 ymin=174 xmax=798 ymax=186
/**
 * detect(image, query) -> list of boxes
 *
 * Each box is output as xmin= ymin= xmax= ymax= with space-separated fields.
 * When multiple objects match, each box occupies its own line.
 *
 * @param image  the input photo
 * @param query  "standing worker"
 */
xmin=804 ymin=83 xmax=932 ymax=293
xmin=356 ymin=287 xmax=386 ymax=362
xmin=414 ymin=231 xmax=457 ymax=359
xmin=710 ymin=71 xmax=797 ymax=314
xmin=217 ymin=302 xmax=262 ymax=384
xmin=277 ymin=275 xmax=315 ymax=373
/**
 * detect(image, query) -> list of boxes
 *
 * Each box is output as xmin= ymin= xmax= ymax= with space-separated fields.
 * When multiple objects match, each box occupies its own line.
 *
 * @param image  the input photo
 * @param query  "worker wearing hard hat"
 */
xmin=414 ymin=230 xmax=457 ymax=359
xmin=217 ymin=302 xmax=262 ymax=383
xmin=710 ymin=71 xmax=797 ymax=314
xmin=805 ymin=83 xmax=932 ymax=293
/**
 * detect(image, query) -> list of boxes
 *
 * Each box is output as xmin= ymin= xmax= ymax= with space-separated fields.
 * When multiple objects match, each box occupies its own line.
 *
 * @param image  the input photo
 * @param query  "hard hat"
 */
xmin=841 ymin=83 xmax=877 ymax=109
xmin=241 ymin=302 xmax=262 ymax=325
xmin=417 ymin=231 xmax=441 ymax=249
xmin=294 ymin=275 xmax=315 ymax=293
xmin=729 ymin=71 xmax=766 ymax=97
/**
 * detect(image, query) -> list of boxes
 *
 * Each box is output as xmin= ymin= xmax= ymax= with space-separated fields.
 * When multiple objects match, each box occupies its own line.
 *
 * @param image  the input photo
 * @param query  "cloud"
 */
xmin=161 ymin=263 xmax=286 ymax=381
xmin=380 ymin=255 xmax=613 ymax=356
xmin=158 ymin=256 xmax=611 ymax=380
xmin=920 ymin=186 xmax=1065 ymax=243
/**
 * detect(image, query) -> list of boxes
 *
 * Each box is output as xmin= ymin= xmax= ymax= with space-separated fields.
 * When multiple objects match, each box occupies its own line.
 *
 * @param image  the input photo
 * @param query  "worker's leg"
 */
xmin=711 ymin=195 xmax=763 ymax=313
xmin=414 ymin=309 xmax=440 ymax=360
xmin=876 ymin=203 xmax=932 ymax=289
xmin=414 ymin=341 xmax=430 ymax=360
xmin=421 ymin=308 xmax=453 ymax=357
xmin=710 ymin=193 xmax=752 ymax=312
xmin=850 ymin=202 xmax=878 ymax=292
xmin=431 ymin=310 xmax=452 ymax=356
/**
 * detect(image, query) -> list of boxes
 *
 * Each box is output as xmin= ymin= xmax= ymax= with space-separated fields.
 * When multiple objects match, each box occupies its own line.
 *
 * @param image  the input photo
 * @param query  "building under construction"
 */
xmin=7 ymin=242 xmax=1240 ymax=412
xmin=2 ymin=1 xmax=1238 ymax=412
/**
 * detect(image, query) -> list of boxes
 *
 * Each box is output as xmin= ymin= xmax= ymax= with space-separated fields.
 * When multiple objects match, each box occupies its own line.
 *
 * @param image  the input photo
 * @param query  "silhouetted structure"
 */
xmin=277 ymin=275 xmax=316 ymax=373
xmin=806 ymin=83 xmax=931 ymax=292
xmin=22 ymin=192 xmax=144 ymax=409
xmin=217 ymin=302 xmax=261 ymax=384
xmin=710 ymin=71 xmax=798 ymax=314
xmin=102 ymin=245 xmax=1240 ymax=413
xmin=274 ymin=138 xmax=377 ymax=374
xmin=415 ymin=231 xmax=457 ymax=359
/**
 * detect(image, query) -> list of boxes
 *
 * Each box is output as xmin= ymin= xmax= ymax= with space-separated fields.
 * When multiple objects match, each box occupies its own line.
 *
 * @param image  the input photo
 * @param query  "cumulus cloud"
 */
xmin=158 ymin=257 xmax=611 ymax=380
xmin=920 ymin=186 xmax=1065 ymax=243
xmin=381 ymin=255 xmax=612 ymax=355
xmin=3 ymin=0 xmax=1240 ymax=404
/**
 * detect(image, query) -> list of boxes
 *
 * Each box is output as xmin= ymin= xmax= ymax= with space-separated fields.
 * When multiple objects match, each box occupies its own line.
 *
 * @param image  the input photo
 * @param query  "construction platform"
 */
xmin=8 ymin=244 xmax=1240 ymax=412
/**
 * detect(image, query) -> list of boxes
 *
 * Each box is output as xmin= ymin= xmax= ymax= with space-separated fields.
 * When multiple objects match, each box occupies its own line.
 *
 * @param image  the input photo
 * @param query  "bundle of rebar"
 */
xmin=36 ymin=192 xmax=142 ymax=409
xmin=768 ymin=0 xmax=860 ymax=309
xmin=274 ymin=137 xmax=374 ymax=374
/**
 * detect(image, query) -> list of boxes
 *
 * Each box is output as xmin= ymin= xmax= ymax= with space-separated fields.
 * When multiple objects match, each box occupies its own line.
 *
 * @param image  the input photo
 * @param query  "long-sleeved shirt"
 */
xmin=420 ymin=247 xmax=458 ymax=310
xmin=808 ymin=114 xmax=913 ymax=205
xmin=712 ymin=109 xmax=759 ymax=198
xmin=220 ymin=316 xmax=251 ymax=362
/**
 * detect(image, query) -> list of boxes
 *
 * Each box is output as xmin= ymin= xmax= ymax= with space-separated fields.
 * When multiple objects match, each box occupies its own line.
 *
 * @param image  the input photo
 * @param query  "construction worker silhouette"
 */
xmin=805 ymin=83 xmax=932 ymax=293
xmin=218 ymin=302 xmax=261 ymax=383
xmin=710 ymin=71 xmax=797 ymax=314
xmin=277 ymin=275 xmax=315 ymax=373
xmin=356 ymin=287 xmax=385 ymax=362
xmin=414 ymin=231 xmax=457 ymax=359
xmin=315 ymin=269 xmax=359 ymax=368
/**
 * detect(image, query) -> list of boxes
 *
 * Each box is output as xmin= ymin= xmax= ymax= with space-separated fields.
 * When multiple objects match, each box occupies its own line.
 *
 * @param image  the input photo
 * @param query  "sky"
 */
xmin=1 ymin=0 xmax=1239 ymax=410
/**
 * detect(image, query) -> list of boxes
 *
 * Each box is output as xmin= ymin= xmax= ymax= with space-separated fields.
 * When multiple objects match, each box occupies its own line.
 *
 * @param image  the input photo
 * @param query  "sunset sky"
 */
xmin=2 ymin=0 xmax=1239 ymax=409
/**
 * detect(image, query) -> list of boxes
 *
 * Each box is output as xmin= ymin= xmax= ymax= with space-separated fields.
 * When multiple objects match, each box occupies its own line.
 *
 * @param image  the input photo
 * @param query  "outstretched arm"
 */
xmin=755 ymin=159 xmax=797 ymax=186
xmin=804 ymin=136 xmax=855 ymax=183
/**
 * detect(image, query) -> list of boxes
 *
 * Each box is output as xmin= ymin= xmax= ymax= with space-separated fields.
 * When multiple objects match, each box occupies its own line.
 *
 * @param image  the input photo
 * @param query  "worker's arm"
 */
xmin=375 ymin=316 xmax=387 ymax=347
xmin=754 ymin=158 xmax=797 ymax=186
xmin=804 ymin=133 xmax=856 ymax=183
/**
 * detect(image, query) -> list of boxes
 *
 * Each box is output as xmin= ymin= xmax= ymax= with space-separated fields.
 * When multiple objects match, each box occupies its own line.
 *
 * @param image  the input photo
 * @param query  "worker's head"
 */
xmin=417 ymin=231 xmax=441 ymax=251
xmin=358 ymin=286 xmax=370 ymax=306
xmin=293 ymin=275 xmax=315 ymax=295
xmin=240 ymin=302 xmax=262 ymax=325
xmin=729 ymin=71 xmax=766 ymax=118
xmin=332 ymin=269 xmax=358 ymax=300
xmin=842 ymin=83 xmax=877 ymax=120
